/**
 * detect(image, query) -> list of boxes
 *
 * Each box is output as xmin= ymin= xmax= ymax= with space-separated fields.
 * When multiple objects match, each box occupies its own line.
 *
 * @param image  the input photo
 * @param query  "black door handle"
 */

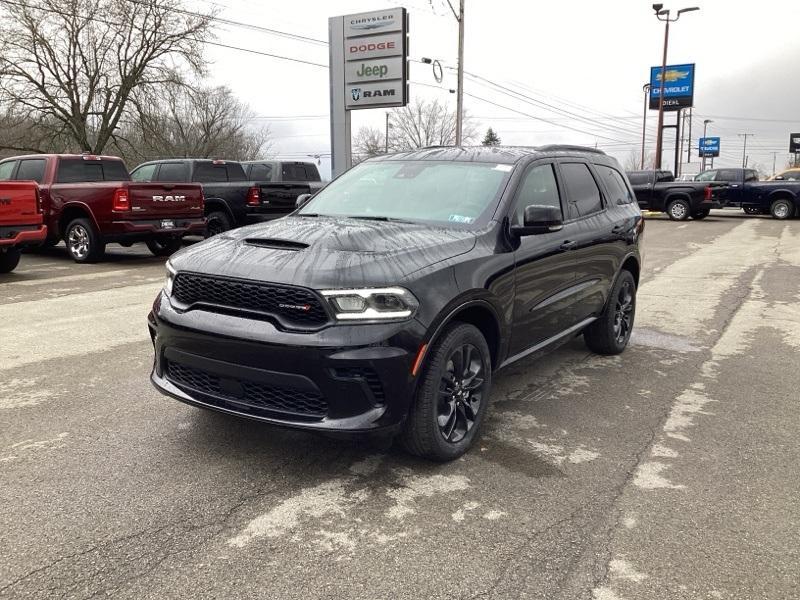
xmin=560 ymin=240 xmax=578 ymax=250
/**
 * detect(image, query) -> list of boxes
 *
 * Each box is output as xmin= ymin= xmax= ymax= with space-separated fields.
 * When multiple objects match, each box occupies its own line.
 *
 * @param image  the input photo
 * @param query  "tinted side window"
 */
xmin=512 ymin=163 xmax=562 ymax=225
xmin=597 ymin=165 xmax=634 ymax=205
xmin=193 ymin=163 xmax=228 ymax=182
xmin=305 ymin=164 xmax=321 ymax=182
xmin=249 ymin=164 xmax=273 ymax=181
xmin=16 ymin=159 xmax=46 ymax=183
xmin=561 ymin=163 xmax=603 ymax=217
xmin=131 ymin=164 xmax=157 ymax=182
xmin=745 ymin=170 xmax=759 ymax=182
xmin=0 ymin=160 xmax=19 ymax=180
xmin=102 ymin=160 xmax=130 ymax=181
xmin=282 ymin=164 xmax=308 ymax=181
xmin=626 ymin=172 xmax=651 ymax=185
xmin=695 ymin=170 xmax=716 ymax=182
xmin=227 ymin=164 xmax=247 ymax=182
xmin=717 ymin=169 xmax=740 ymax=182
xmin=656 ymin=171 xmax=675 ymax=182
xmin=157 ymin=162 xmax=188 ymax=182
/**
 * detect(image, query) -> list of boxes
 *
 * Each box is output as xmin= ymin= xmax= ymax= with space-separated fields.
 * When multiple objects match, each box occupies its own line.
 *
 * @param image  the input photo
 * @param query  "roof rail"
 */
xmin=535 ymin=144 xmax=607 ymax=155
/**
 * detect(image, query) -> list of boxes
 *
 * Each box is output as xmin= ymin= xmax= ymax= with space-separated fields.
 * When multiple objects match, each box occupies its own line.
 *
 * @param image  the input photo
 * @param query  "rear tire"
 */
xmin=0 ymin=248 xmax=21 ymax=273
xmin=206 ymin=210 xmax=232 ymax=237
xmin=65 ymin=218 xmax=105 ymax=263
xmin=770 ymin=198 xmax=795 ymax=220
xmin=146 ymin=237 xmax=183 ymax=256
xmin=401 ymin=323 xmax=492 ymax=462
xmin=584 ymin=270 xmax=636 ymax=355
xmin=666 ymin=198 xmax=690 ymax=221
xmin=691 ymin=209 xmax=710 ymax=220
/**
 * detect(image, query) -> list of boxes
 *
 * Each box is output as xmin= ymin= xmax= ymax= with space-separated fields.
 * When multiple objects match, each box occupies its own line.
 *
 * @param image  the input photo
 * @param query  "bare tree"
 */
xmin=388 ymin=99 xmax=477 ymax=151
xmin=352 ymin=126 xmax=385 ymax=163
xmin=114 ymin=82 xmax=272 ymax=163
xmin=623 ymin=148 xmax=655 ymax=171
xmin=0 ymin=0 xmax=212 ymax=154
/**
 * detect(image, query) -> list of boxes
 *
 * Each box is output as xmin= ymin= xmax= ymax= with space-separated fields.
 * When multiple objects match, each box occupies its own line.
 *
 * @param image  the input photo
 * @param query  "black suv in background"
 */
xmin=148 ymin=146 xmax=643 ymax=461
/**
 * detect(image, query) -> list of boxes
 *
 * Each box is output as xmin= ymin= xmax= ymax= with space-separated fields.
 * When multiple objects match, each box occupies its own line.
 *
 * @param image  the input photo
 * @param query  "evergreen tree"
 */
xmin=482 ymin=127 xmax=501 ymax=146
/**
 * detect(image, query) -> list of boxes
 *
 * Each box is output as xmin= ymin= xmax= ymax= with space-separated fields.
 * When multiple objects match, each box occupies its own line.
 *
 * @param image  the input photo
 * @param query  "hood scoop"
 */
xmin=244 ymin=238 xmax=309 ymax=251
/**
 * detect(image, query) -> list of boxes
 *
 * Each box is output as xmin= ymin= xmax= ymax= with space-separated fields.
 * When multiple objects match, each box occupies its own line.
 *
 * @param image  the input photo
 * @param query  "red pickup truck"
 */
xmin=0 ymin=154 xmax=205 ymax=262
xmin=0 ymin=181 xmax=47 ymax=273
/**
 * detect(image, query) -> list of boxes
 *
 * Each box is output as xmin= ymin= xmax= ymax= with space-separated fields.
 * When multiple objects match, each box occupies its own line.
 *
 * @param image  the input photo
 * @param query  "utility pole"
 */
xmin=686 ymin=107 xmax=693 ymax=163
xmin=738 ymin=133 xmax=753 ymax=168
xmin=772 ymin=152 xmax=777 ymax=176
xmin=701 ymin=119 xmax=712 ymax=172
xmin=652 ymin=5 xmax=699 ymax=169
xmin=454 ymin=0 xmax=465 ymax=146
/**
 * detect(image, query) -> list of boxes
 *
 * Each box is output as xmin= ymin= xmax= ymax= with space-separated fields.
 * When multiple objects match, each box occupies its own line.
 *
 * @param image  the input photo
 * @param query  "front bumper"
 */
xmin=104 ymin=217 xmax=206 ymax=242
xmin=147 ymin=294 xmax=427 ymax=434
xmin=0 ymin=224 xmax=47 ymax=248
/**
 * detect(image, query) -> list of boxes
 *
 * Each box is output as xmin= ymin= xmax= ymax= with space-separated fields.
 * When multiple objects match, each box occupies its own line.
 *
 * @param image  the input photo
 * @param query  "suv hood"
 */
xmin=170 ymin=216 xmax=477 ymax=288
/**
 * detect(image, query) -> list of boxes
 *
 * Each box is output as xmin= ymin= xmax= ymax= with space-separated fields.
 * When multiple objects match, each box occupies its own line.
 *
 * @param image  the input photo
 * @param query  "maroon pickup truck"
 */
xmin=0 ymin=181 xmax=48 ymax=273
xmin=0 ymin=154 xmax=205 ymax=262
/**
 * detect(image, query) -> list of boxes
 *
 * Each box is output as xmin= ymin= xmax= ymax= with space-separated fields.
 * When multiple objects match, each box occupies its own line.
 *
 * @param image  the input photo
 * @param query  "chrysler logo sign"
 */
xmin=349 ymin=13 xmax=397 ymax=31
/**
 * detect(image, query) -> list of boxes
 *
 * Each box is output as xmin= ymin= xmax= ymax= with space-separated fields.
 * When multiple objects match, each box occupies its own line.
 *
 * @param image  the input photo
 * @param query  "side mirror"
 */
xmin=510 ymin=205 xmax=563 ymax=237
xmin=774 ymin=175 xmax=785 ymax=181
xmin=295 ymin=193 xmax=312 ymax=208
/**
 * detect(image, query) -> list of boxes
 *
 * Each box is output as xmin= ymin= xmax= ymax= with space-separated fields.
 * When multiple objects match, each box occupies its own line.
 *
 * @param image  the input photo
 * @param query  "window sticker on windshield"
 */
xmin=449 ymin=214 xmax=475 ymax=224
xmin=493 ymin=164 xmax=513 ymax=172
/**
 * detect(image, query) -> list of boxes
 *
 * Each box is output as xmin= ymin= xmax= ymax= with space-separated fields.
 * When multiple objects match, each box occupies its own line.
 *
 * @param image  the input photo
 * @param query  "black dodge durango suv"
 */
xmin=148 ymin=146 xmax=644 ymax=461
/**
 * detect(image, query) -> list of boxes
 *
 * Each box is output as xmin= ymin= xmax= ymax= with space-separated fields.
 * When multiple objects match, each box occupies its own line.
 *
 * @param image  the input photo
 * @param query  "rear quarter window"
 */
xmin=597 ymin=165 xmax=635 ymax=205
xmin=16 ymin=159 xmax=46 ymax=183
xmin=561 ymin=162 xmax=604 ymax=217
xmin=56 ymin=159 xmax=130 ymax=183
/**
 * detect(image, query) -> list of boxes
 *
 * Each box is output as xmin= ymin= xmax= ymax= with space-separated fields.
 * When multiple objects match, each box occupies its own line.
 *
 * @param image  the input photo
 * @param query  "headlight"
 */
xmin=320 ymin=287 xmax=419 ymax=321
xmin=164 ymin=262 xmax=176 ymax=296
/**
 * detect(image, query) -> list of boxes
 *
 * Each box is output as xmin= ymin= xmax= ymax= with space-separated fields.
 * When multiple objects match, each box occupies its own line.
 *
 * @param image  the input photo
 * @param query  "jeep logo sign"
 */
xmin=345 ymin=56 xmax=403 ymax=85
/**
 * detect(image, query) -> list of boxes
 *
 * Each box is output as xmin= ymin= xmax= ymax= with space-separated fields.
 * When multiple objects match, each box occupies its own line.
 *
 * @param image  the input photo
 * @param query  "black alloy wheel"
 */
xmin=437 ymin=343 xmax=486 ymax=443
xmin=401 ymin=322 xmax=492 ymax=461
xmin=584 ymin=269 xmax=637 ymax=355
xmin=612 ymin=278 xmax=635 ymax=346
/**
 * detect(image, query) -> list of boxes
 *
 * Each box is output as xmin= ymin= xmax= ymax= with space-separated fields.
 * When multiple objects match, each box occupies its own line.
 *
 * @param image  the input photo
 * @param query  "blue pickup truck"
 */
xmin=695 ymin=168 xmax=800 ymax=219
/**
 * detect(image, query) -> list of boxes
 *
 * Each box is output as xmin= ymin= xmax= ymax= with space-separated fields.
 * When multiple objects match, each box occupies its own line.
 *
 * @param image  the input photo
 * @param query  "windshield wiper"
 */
xmin=345 ymin=215 xmax=414 ymax=224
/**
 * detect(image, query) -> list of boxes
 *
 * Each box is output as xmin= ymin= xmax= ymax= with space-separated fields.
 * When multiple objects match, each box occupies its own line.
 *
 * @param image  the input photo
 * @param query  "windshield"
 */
xmin=299 ymin=160 xmax=512 ymax=226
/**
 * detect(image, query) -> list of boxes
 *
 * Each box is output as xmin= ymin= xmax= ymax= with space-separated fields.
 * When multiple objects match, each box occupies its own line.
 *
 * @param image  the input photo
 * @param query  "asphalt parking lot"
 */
xmin=1 ymin=210 xmax=798 ymax=600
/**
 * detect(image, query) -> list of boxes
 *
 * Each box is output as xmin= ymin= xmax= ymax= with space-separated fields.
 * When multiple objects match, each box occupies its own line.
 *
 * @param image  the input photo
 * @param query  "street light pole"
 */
xmin=652 ymin=4 xmax=699 ymax=170
xmin=701 ymin=119 xmax=712 ymax=172
xmin=641 ymin=83 xmax=651 ymax=169
xmin=385 ymin=112 xmax=390 ymax=154
xmin=455 ymin=0 xmax=465 ymax=146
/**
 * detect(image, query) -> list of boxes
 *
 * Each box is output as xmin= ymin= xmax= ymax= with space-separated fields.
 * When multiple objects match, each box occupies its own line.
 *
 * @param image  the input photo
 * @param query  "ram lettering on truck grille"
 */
xmin=153 ymin=195 xmax=187 ymax=202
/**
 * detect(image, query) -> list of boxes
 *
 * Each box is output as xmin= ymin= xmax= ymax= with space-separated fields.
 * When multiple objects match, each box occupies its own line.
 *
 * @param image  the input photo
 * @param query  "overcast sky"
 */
xmin=199 ymin=0 xmax=800 ymax=178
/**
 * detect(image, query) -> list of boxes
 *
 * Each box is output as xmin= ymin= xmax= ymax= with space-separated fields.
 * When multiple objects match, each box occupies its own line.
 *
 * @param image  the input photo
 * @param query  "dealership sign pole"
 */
xmin=329 ymin=8 xmax=409 ymax=179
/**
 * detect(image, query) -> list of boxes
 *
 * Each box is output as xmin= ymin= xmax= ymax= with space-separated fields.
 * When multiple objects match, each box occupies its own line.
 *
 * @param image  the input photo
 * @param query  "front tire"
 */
xmin=65 ymin=218 xmax=105 ymax=263
xmin=401 ymin=323 xmax=492 ymax=461
xmin=666 ymin=198 xmax=690 ymax=221
xmin=0 ymin=248 xmax=21 ymax=273
xmin=691 ymin=209 xmax=710 ymax=220
xmin=146 ymin=237 xmax=183 ymax=256
xmin=584 ymin=270 xmax=636 ymax=355
xmin=770 ymin=198 xmax=795 ymax=220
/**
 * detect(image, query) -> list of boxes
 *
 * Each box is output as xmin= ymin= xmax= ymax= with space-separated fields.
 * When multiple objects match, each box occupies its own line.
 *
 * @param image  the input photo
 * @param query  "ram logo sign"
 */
xmin=152 ymin=195 xmax=186 ymax=202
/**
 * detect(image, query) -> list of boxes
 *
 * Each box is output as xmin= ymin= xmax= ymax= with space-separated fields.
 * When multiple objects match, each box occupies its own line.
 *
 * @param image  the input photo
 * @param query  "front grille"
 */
xmin=333 ymin=367 xmax=385 ymax=404
xmin=172 ymin=272 xmax=329 ymax=328
xmin=167 ymin=361 xmax=328 ymax=417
